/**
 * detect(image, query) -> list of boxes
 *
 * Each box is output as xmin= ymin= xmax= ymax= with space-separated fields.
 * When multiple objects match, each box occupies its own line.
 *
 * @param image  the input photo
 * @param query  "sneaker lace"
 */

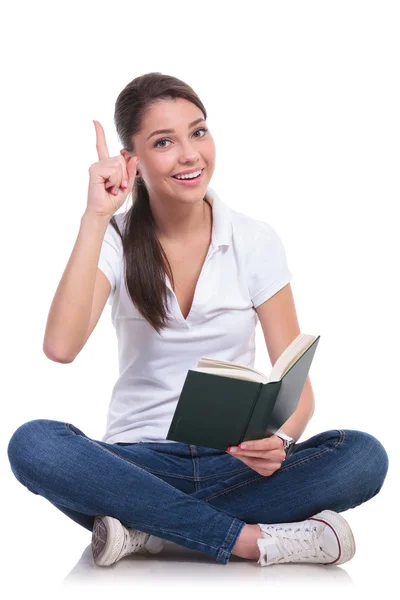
xmin=265 ymin=522 xmax=328 ymax=563
xmin=124 ymin=527 xmax=149 ymax=555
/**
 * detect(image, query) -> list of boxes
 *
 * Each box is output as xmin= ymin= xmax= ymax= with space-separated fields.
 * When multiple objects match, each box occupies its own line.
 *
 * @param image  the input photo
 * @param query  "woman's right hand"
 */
xmin=86 ymin=120 xmax=139 ymax=218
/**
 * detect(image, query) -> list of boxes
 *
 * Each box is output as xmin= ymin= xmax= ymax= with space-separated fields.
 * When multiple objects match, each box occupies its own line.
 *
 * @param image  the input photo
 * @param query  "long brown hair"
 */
xmin=111 ymin=72 xmax=210 ymax=335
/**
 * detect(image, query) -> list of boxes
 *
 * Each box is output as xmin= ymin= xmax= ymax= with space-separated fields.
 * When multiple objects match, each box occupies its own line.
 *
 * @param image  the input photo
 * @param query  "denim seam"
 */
xmin=64 ymin=423 xmax=183 ymax=477
xmin=217 ymin=517 xmax=244 ymax=563
xmin=17 ymin=466 xmax=226 ymax=557
xmin=62 ymin=423 xmax=226 ymax=555
xmin=190 ymin=445 xmax=200 ymax=491
xmin=65 ymin=423 xmax=249 ymax=481
xmin=201 ymin=429 xmax=347 ymax=502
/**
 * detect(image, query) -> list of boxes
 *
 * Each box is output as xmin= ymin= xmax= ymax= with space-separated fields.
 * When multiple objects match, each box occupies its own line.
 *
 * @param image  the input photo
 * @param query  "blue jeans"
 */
xmin=7 ymin=419 xmax=389 ymax=565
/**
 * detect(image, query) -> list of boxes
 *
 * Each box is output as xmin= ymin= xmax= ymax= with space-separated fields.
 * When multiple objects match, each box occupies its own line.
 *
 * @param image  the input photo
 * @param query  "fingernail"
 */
xmin=122 ymin=180 xmax=128 ymax=188
xmin=229 ymin=447 xmax=238 ymax=453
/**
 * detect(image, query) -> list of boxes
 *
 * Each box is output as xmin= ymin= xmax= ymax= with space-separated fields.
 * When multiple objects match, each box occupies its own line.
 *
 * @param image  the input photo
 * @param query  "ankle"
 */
xmin=231 ymin=524 xmax=262 ymax=560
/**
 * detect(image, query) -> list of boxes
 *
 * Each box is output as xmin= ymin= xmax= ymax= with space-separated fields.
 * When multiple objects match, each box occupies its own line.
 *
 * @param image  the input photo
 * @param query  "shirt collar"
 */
xmin=206 ymin=185 xmax=232 ymax=249
xmin=163 ymin=186 xmax=232 ymax=295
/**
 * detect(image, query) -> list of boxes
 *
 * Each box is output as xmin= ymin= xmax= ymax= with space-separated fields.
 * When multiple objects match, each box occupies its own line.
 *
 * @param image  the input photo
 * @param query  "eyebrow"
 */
xmin=146 ymin=118 xmax=206 ymax=142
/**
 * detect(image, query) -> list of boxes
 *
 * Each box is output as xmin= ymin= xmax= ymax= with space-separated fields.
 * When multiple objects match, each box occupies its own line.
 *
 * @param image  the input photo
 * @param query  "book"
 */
xmin=166 ymin=333 xmax=320 ymax=450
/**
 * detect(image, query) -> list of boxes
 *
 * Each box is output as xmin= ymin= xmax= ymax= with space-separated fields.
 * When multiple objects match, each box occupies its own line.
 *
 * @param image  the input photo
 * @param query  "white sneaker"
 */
xmin=257 ymin=509 xmax=356 ymax=567
xmin=92 ymin=515 xmax=164 ymax=567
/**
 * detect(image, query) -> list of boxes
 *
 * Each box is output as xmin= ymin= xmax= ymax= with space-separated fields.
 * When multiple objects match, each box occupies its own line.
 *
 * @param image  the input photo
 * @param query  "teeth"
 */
xmin=174 ymin=169 xmax=202 ymax=180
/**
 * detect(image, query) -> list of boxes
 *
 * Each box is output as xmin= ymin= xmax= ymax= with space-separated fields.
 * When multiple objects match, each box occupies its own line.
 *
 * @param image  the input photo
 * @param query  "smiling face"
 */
xmin=121 ymin=97 xmax=216 ymax=202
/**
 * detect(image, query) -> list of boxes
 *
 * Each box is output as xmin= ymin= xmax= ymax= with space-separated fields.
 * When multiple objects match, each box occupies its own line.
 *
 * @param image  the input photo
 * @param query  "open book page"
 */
xmin=268 ymin=333 xmax=316 ymax=382
xmin=193 ymin=367 xmax=267 ymax=383
xmin=194 ymin=365 xmax=268 ymax=383
xmin=197 ymin=357 xmax=268 ymax=381
xmin=194 ymin=333 xmax=316 ymax=384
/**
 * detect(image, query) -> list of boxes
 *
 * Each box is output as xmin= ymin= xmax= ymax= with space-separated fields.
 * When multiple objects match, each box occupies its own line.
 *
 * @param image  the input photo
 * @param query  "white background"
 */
xmin=1 ymin=0 xmax=398 ymax=596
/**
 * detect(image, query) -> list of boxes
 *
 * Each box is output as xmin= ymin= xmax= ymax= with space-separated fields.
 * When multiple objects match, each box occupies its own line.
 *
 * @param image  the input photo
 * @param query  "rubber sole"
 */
xmin=310 ymin=509 xmax=356 ymax=565
xmin=92 ymin=515 xmax=127 ymax=567
xmin=91 ymin=515 xmax=164 ymax=567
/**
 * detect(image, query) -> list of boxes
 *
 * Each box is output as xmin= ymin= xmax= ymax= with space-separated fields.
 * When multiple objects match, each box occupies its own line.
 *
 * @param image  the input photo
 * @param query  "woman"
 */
xmin=7 ymin=72 xmax=389 ymax=568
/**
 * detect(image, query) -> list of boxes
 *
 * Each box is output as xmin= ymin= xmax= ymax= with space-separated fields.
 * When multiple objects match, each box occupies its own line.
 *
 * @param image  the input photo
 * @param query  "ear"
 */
xmin=120 ymin=148 xmax=131 ymax=163
xmin=120 ymin=149 xmax=141 ymax=176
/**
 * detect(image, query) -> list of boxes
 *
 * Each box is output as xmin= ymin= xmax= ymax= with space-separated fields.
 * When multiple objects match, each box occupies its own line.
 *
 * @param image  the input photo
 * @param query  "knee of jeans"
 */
xmin=7 ymin=419 xmax=60 ymax=479
xmin=368 ymin=433 xmax=389 ymax=488
xmin=349 ymin=430 xmax=389 ymax=490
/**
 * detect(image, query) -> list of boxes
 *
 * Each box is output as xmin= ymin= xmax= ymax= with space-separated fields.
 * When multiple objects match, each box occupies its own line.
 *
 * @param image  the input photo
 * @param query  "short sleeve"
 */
xmin=98 ymin=219 xmax=123 ymax=306
xmin=247 ymin=222 xmax=293 ymax=308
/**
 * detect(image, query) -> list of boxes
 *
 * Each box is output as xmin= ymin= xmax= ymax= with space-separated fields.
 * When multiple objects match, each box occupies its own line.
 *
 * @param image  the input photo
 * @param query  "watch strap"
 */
xmin=275 ymin=428 xmax=295 ymax=455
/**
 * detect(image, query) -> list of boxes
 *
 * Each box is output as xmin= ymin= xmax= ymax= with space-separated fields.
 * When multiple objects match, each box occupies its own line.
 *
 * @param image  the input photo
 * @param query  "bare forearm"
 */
xmin=280 ymin=376 xmax=315 ymax=442
xmin=43 ymin=212 xmax=111 ymax=362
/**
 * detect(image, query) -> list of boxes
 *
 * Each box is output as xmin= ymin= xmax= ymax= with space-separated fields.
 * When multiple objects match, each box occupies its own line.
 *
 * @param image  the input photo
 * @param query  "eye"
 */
xmin=154 ymin=127 xmax=208 ymax=148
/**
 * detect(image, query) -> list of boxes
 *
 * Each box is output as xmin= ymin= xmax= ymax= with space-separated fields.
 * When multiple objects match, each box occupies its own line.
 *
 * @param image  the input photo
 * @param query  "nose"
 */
xmin=178 ymin=139 xmax=202 ymax=163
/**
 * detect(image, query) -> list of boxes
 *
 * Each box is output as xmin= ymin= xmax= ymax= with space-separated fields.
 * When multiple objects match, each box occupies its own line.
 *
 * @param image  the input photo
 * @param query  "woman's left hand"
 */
xmin=226 ymin=435 xmax=286 ymax=477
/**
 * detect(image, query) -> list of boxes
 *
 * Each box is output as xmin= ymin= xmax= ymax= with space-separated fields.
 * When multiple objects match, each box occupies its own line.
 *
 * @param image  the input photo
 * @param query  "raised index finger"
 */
xmin=93 ymin=120 xmax=110 ymax=161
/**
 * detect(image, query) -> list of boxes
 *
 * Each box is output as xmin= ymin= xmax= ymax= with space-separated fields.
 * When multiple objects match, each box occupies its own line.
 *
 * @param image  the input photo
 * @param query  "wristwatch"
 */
xmin=275 ymin=429 xmax=296 ymax=457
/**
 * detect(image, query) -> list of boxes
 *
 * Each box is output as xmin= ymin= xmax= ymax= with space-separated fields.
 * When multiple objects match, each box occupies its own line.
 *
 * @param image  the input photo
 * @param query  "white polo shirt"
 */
xmin=98 ymin=186 xmax=293 ymax=444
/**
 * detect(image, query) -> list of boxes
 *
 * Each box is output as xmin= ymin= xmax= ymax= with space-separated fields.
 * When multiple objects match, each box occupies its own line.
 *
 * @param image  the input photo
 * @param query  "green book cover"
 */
xmin=167 ymin=335 xmax=320 ymax=450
